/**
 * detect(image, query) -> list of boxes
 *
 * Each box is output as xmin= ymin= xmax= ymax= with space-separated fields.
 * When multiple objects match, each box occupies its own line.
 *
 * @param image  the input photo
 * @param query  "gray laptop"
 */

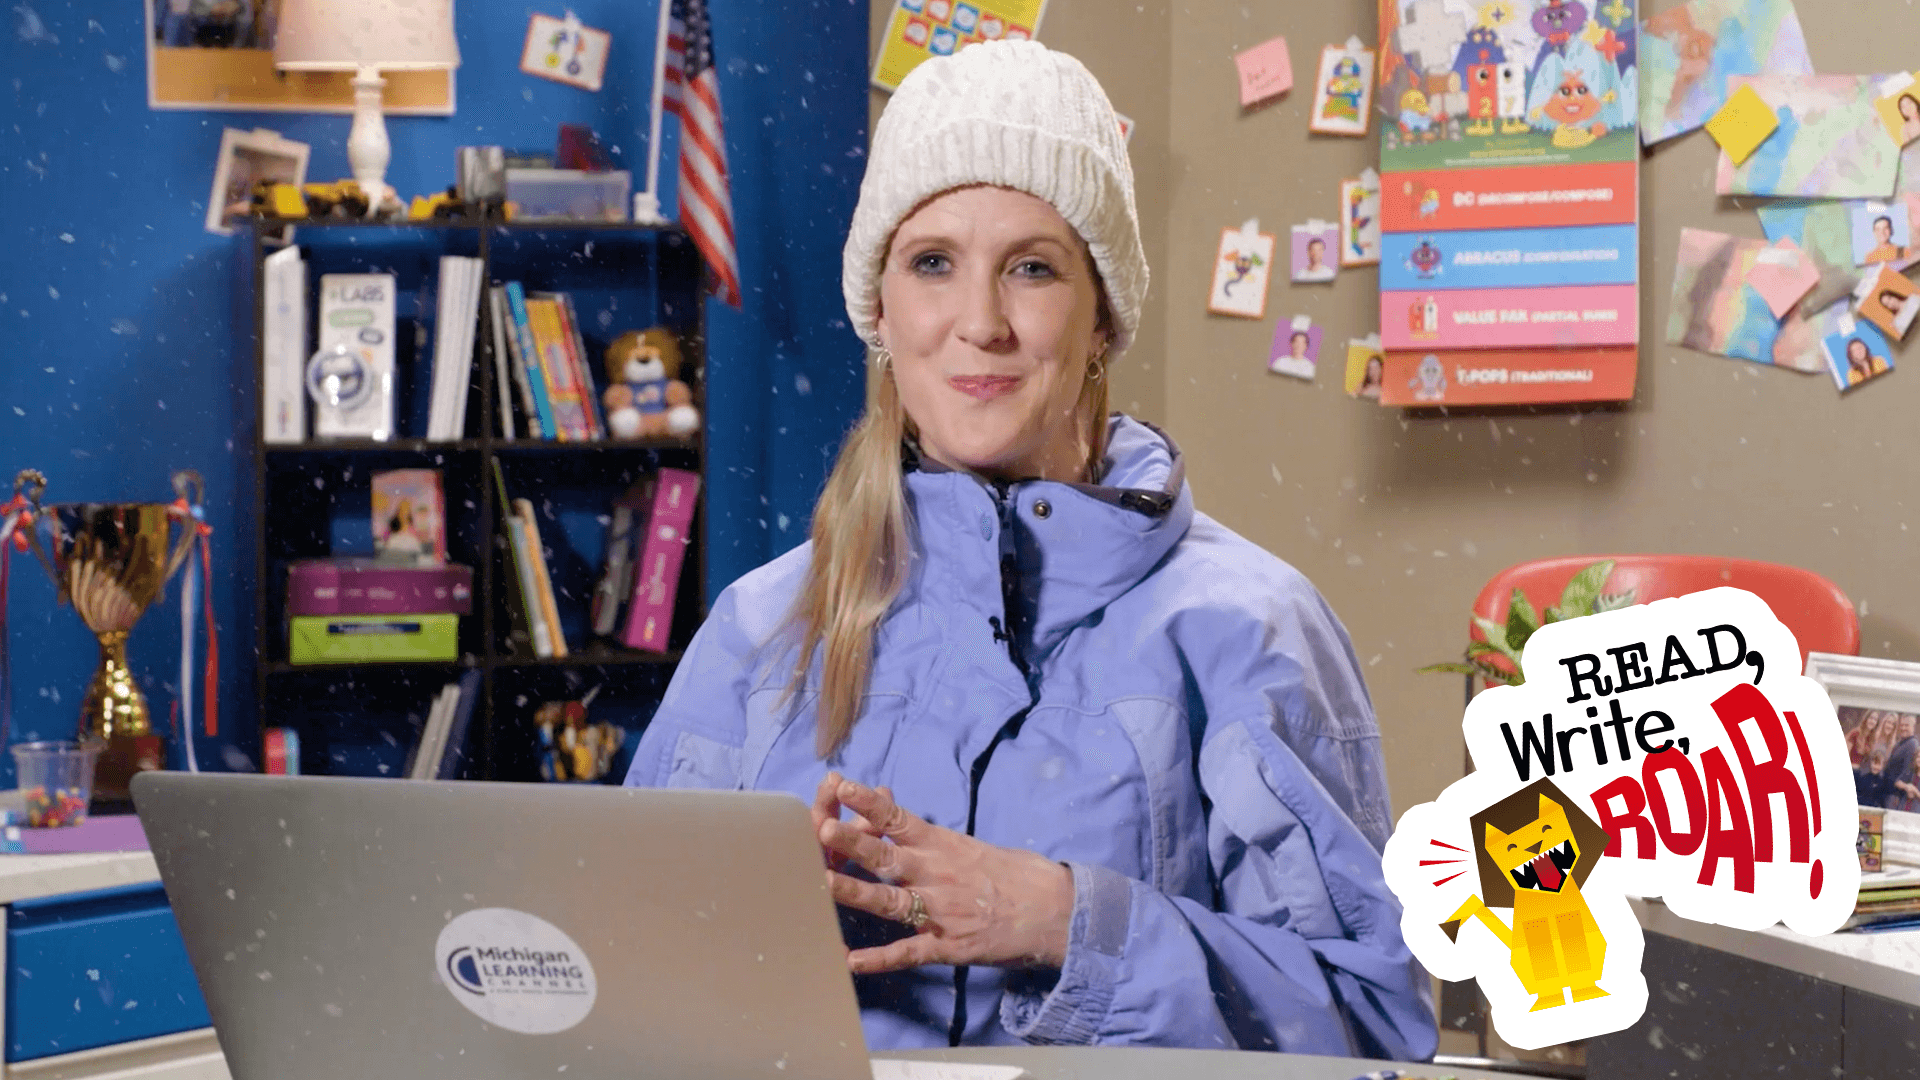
xmin=133 ymin=772 xmax=873 ymax=1080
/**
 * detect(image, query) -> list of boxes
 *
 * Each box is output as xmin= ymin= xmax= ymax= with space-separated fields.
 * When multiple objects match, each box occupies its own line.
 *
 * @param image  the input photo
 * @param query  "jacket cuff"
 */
xmin=998 ymin=860 xmax=1130 ymax=1044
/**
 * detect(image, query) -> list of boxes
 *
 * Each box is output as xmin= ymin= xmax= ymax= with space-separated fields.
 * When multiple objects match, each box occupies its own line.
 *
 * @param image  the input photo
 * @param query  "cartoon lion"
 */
xmin=1442 ymin=777 xmax=1614 ymax=1012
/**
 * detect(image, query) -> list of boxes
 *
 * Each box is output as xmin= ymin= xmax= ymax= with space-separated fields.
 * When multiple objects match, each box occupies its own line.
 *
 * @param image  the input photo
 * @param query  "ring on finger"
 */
xmin=901 ymin=888 xmax=930 ymax=930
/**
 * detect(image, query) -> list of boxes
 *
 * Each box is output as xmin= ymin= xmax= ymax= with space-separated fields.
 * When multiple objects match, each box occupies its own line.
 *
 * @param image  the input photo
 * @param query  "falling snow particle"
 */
xmin=47 ymin=285 xmax=58 ymax=299
xmin=58 ymin=232 xmax=73 ymax=242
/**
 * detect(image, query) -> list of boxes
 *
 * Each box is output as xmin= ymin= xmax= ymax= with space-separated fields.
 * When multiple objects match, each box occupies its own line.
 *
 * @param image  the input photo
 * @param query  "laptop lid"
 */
xmin=132 ymin=772 xmax=872 ymax=1080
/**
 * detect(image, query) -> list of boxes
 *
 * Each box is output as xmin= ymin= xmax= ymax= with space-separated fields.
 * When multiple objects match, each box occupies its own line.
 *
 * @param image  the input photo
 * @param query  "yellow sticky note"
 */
xmin=1707 ymin=84 xmax=1781 ymax=166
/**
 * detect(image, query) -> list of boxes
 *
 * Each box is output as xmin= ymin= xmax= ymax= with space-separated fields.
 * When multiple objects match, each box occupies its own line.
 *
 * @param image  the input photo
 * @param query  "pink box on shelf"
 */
xmin=287 ymin=558 xmax=473 ymax=617
xmin=622 ymin=468 xmax=701 ymax=653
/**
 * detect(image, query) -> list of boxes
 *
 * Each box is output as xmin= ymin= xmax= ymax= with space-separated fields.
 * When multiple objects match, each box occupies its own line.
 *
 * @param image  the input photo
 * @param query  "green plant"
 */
xmin=1420 ymin=559 xmax=1637 ymax=687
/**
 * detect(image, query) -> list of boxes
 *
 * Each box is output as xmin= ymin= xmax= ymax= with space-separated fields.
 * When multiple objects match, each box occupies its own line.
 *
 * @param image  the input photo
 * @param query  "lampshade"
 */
xmin=274 ymin=0 xmax=461 ymax=72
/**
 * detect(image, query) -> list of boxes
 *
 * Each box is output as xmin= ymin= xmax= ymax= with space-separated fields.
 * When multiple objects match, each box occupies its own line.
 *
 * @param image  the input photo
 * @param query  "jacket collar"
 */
xmin=901 ymin=415 xmax=1194 ymax=662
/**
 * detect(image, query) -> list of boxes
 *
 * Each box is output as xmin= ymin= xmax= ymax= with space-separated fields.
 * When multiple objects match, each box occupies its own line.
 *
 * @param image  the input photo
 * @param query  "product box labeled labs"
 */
xmin=312 ymin=273 xmax=397 ymax=440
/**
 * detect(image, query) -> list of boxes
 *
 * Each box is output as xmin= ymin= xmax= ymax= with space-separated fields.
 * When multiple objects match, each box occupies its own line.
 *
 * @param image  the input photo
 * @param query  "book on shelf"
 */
xmin=405 ymin=669 xmax=481 ymax=781
xmin=262 ymin=245 xmax=307 ymax=444
xmin=543 ymin=290 xmax=606 ymax=439
xmin=525 ymin=296 xmax=593 ymax=440
xmin=486 ymin=282 xmax=517 ymax=439
xmin=514 ymin=496 xmax=570 ymax=658
xmin=490 ymin=458 xmax=551 ymax=657
xmin=503 ymin=282 xmax=559 ymax=439
xmin=590 ymin=479 xmax=654 ymax=638
xmin=427 ymin=255 xmax=484 ymax=441
xmin=371 ymin=469 xmax=448 ymax=565
xmin=622 ymin=467 xmax=700 ymax=653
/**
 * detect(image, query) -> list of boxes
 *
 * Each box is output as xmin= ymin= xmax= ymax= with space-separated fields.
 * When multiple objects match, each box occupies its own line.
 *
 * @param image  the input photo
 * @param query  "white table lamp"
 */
xmin=274 ymin=0 xmax=460 ymax=214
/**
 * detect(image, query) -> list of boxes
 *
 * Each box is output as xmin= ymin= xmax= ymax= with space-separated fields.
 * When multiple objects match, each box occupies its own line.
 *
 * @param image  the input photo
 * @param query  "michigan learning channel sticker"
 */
xmin=1383 ymin=588 xmax=1857 ymax=1049
xmin=435 ymin=908 xmax=597 ymax=1034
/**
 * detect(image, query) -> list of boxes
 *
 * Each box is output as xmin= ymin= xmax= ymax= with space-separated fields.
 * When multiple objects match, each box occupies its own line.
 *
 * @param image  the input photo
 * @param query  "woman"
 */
xmin=625 ymin=40 xmax=1433 ymax=1059
xmin=1359 ymin=354 xmax=1385 ymax=399
xmin=1900 ymin=93 xmax=1920 ymax=145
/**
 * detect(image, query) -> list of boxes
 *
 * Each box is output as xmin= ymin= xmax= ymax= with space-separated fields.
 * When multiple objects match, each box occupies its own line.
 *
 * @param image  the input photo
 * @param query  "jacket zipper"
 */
xmin=949 ymin=483 xmax=1034 ymax=1046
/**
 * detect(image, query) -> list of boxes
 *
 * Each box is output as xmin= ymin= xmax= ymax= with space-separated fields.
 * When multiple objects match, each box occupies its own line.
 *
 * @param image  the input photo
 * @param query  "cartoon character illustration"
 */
xmin=1408 ymin=238 xmax=1445 ymax=279
xmin=1419 ymin=187 xmax=1441 ymax=219
xmin=1221 ymin=249 xmax=1266 ymax=296
xmin=1412 ymin=352 xmax=1446 ymax=400
xmin=1453 ymin=27 xmax=1506 ymax=135
xmin=1409 ymin=298 xmax=1441 ymax=338
xmin=1440 ymin=779 xmax=1612 ymax=1012
xmin=1399 ymin=88 xmax=1437 ymax=139
xmin=1532 ymin=0 xmax=1590 ymax=51
xmin=1528 ymin=39 xmax=1625 ymax=149
xmin=1322 ymin=55 xmax=1368 ymax=124
xmin=1497 ymin=62 xmax=1530 ymax=132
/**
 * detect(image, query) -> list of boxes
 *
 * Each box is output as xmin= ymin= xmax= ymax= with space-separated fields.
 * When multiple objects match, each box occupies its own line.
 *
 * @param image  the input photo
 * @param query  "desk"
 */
xmin=0 ymin=852 xmax=224 ymax=1080
xmin=1581 ymin=899 xmax=1920 ymax=1079
xmin=887 ymin=1047 xmax=1557 ymax=1079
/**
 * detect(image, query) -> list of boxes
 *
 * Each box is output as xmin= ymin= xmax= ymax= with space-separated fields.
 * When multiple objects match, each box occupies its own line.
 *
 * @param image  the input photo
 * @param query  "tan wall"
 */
xmin=872 ymin=0 xmax=1920 ymax=815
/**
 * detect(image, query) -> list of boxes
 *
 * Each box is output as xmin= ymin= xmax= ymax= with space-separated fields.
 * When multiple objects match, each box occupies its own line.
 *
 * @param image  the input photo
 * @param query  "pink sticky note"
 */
xmin=1235 ymin=37 xmax=1292 ymax=107
xmin=1748 ymin=238 xmax=1821 ymax=319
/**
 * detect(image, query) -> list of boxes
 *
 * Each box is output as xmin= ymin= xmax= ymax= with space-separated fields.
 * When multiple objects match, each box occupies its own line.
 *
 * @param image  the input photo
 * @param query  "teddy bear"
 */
xmin=601 ymin=327 xmax=700 ymax=439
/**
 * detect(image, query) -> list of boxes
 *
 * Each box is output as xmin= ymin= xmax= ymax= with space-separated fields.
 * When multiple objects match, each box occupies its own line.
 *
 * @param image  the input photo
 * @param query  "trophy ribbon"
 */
xmin=167 ymin=475 xmax=217 ymax=744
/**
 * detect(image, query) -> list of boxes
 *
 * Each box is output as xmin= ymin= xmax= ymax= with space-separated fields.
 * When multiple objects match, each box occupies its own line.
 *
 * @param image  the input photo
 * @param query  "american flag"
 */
xmin=662 ymin=0 xmax=740 ymax=307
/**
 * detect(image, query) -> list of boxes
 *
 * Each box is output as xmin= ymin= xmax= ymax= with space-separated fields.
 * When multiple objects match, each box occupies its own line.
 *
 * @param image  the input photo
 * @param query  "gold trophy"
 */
xmin=20 ymin=470 xmax=202 ymax=803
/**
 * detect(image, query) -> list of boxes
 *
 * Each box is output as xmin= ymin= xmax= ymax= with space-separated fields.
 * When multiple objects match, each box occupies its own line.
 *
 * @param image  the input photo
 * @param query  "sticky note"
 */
xmin=1747 ymin=238 xmax=1821 ymax=318
xmin=1706 ymin=84 xmax=1780 ymax=166
xmin=1235 ymin=36 xmax=1292 ymax=107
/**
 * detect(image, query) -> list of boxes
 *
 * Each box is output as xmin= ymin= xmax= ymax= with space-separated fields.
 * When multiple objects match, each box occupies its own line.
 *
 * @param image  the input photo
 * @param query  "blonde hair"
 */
xmin=783 ymin=331 xmax=1113 ymax=758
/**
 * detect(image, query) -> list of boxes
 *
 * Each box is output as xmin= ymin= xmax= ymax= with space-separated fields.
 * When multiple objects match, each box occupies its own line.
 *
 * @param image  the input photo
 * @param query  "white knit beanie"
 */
xmin=843 ymin=40 xmax=1148 ymax=359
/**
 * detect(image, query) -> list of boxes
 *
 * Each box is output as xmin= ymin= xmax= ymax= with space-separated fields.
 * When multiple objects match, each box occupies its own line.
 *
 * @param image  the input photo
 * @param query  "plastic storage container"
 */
xmin=505 ymin=168 xmax=631 ymax=222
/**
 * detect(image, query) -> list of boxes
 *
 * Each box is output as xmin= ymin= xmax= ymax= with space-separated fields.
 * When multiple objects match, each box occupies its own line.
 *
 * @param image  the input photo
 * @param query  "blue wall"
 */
xmin=0 ymin=0 xmax=867 ymax=780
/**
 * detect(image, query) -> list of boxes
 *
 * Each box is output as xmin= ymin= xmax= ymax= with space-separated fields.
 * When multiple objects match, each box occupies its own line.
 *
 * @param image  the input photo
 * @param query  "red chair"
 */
xmin=1433 ymin=554 xmax=1857 ymax=1076
xmin=1469 ymin=555 xmax=1859 ymax=671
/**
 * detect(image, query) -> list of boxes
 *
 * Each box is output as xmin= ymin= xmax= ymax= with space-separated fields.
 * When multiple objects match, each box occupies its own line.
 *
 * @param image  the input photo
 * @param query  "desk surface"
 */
xmin=1630 ymin=897 xmax=1920 ymax=1006
xmin=886 ymin=1047 xmax=1556 ymax=1080
xmin=0 ymin=849 xmax=159 ymax=904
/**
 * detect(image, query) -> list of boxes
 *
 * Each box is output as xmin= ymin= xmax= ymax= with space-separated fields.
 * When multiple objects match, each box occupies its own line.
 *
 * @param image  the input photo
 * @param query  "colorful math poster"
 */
xmin=872 ymin=0 xmax=1049 ymax=92
xmin=1375 ymin=0 xmax=1640 ymax=406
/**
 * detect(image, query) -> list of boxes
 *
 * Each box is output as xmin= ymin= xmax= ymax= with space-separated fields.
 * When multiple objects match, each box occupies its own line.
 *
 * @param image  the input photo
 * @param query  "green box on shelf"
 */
xmin=289 ymin=614 xmax=459 ymax=664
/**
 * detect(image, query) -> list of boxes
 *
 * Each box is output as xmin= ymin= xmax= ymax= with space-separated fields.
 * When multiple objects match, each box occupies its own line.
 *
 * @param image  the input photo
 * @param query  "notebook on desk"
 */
xmin=133 ymin=772 xmax=888 ymax=1080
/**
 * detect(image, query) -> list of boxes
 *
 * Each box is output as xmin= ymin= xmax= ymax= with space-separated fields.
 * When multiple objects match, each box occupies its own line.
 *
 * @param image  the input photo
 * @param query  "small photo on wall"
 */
xmin=1851 ymin=201 xmax=1912 ymax=266
xmin=1822 ymin=313 xmax=1895 ymax=392
xmin=1291 ymin=221 xmax=1340 ymax=282
xmin=1340 ymin=171 xmax=1381 ymax=267
xmin=1309 ymin=40 xmax=1374 ymax=137
xmin=1268 ymin=316 xmax=1321 ymax=381
xmin=1875 ymin=73 xmax=1920 ymax=148
xmin=1343 ymin=335 xmax=1385 ymax=399
xmin=1857 ymin=265 xmax=1920 ymax=339
xmin=1207 ymin=223 xmax=1276 ymax=319
xmin=206 ymin=126 xmax=310 ymax=242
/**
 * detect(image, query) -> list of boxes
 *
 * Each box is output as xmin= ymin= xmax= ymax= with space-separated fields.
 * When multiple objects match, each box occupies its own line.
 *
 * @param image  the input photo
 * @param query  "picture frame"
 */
xmin=1340 ymin=173 xmax=1381 ymax=267
xmin=1309 ymin=41 xmax=1374 ymax=137
xmin=1805 ymin=652 xmax=1920 ymax=816
xmin=1267 ymin=315 xmax=1321 ymax=381
xmin=1820 ymin=311 xmax=1896 ymax=392
xmin=206 ymin=126 xmax=310 ymax=243
xmin=520 ymin=12 xmax=612 ymax=93
xmin=146 ymin=0 xmax=455 ymax=114
xmin=1290 ymin=221 xmax=1340 ymax=283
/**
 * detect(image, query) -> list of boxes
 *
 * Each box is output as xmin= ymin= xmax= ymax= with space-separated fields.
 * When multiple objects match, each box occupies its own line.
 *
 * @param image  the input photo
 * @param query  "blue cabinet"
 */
xmin=5 ymin=882 xmax=211 ymax=1062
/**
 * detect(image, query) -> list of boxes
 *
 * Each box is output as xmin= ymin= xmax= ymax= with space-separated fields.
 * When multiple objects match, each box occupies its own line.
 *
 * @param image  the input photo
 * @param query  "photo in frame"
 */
xmin=1806 ymin=653 xmax=1920 ymax=817
xmin=1267 ymin=315 xmax=1321 ymax=381
xmin=1875 ymin=72 xmax=1920 ymax=148
xmin=1207 ymin=223 xmax=1275 ymax=319
xmin=1344 ymin=335 xmax=1385 ymax=399
xmin=1310 ymin=40 xmax=1373 ymax=137
xmin=520 ymin=12 xmax=612 ymax=93
xmin=206 ymin=126 xmax=310 ymax=242
xmin=147 ymin=0 xmax=455 ymax=114
xmin=1850 ymin=201 xmax=1913 ymax=267
xmin=1858 ymin=264 xmax=1920 ymax=339
xmin=1820 ymin=312 xmax=1895 ymax=392
xmin=1291 ymin=221 xmax=1340 ymax=283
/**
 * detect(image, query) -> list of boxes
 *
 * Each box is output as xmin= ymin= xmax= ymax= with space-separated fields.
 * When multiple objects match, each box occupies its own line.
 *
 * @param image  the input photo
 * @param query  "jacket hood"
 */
xmin=903 ymin=414 xmax=1194 ymax=662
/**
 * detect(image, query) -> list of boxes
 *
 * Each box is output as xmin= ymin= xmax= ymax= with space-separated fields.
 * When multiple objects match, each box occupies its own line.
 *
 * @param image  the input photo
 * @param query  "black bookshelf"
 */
xmin=246 ymin=218 xmax=709 ymax=781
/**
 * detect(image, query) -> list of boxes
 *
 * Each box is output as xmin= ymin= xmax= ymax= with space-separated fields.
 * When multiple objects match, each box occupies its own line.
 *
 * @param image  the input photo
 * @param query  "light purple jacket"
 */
xmin=625 ymin=416 xmax=1436 ymax=1059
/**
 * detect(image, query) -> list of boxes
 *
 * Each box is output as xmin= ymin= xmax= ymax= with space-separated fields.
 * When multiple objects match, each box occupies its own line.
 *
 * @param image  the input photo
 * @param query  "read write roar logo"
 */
xmin=1384 ymin=588 xmax=1857 ymax=1048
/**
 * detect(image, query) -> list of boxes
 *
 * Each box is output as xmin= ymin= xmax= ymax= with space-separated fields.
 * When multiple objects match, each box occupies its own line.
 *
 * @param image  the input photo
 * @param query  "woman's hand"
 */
xmin=810 ymin=772 xmax=1075 ymax=976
